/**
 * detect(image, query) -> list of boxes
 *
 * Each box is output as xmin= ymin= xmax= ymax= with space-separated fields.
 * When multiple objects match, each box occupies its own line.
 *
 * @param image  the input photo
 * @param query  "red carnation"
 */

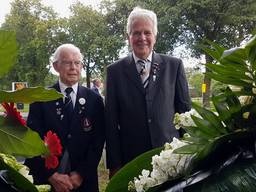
xmin=1 ymin=102 xmax=26 ymax=126
xmin=45 ymin=155 xmax=59 ymax=169
xmin=44 ymin=131 xmax=62 ymax=169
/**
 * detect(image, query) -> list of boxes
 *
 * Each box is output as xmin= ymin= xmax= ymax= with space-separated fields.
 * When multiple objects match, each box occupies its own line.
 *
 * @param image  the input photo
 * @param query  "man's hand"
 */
xmin=70 ymin=171 xmax=83 ymax=189
xmin=48 ymin=172 xmax=73 ymax=192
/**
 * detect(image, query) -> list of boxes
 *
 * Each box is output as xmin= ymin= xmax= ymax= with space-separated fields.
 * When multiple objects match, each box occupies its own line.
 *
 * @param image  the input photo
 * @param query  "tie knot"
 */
xmin=137 ymin=59 xmax=146 ymax=66
xmin=65 ymin=87 xmax=73 ymax=95
xmin=137 ymin=60 xmax=146 ymax=75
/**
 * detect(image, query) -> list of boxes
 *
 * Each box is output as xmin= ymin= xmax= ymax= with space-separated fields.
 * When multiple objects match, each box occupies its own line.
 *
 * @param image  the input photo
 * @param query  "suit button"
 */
xmin=67 ymin=134 xmax=72 ymax=139
xmin=148 ymin=119 xmax=152 ymax=123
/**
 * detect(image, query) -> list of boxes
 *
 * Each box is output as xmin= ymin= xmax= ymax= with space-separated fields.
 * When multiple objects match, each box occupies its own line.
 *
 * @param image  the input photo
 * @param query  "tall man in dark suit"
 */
xmin=25 ymin=44 xmax=105 ymax=192
xmin=105 ymin=7 xmax=191 ymax=178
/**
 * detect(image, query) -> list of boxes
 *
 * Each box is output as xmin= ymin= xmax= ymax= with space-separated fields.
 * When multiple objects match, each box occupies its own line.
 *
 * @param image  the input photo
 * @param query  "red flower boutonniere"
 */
xmin=43 ymin=131 xmax=62 ymax=169
xmin=1 ymin=102 xmax=26 ymax=126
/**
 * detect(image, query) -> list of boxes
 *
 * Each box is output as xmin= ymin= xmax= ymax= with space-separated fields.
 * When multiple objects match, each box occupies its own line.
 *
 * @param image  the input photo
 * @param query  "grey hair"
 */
xmin=51 ymin=43 xmax=84 ymax=64
xmin=127 ymin=7 xmax=158 ymax=36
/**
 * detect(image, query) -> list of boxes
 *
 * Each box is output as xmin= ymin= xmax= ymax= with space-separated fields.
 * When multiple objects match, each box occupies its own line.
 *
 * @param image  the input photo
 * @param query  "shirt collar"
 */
xmin=58 ymin=80 xmax=78 ymax=95
xmin=132 ymin=51 xmax=153 ymax=63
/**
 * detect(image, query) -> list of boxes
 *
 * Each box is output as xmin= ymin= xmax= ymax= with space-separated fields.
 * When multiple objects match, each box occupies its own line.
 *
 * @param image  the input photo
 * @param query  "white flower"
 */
xmin=79 ymin=98 xmax=86 ymax=105
xmin=130 ymin=137 xmax=193 ymax=192
xmin=174 ymin=109 xmax=200 ymax=129
xmin=19 ymin=166 xmax=34 ymax=183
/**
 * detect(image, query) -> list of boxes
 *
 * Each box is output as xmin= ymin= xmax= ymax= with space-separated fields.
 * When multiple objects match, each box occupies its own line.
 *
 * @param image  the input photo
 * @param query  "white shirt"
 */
xmin=58 ymin=80 xmax=78 ymax=108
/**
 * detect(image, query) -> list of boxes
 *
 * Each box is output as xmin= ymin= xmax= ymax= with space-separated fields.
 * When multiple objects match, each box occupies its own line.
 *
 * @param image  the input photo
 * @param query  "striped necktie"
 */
xmin=64 ymin=87 xmax=74 ymax=121
xmin=137 ymin=60 xmax=149 ymax=88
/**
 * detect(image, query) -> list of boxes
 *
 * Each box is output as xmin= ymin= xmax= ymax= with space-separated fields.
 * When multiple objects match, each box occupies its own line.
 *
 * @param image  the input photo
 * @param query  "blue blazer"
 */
xmin=25 ymin=83 xmax=105 ymax=192
xmin=105 ymin=53 xmax=191 ymax=169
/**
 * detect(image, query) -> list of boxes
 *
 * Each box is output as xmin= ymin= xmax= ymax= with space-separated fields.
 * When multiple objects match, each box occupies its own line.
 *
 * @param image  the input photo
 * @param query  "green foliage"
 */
xmin=0 ymin=31 xmax=17 ymax=77
xmin=0 ymin=87 xmax=63 ymax=103
xmin=203 ymin=35 xmax=256 ymax=96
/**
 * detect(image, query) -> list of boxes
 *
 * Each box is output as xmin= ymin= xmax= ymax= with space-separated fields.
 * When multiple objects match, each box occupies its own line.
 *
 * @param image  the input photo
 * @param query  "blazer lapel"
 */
xmin=123 ymin=54 xmax=145 ymax=94
xmin=69 ymin=85 xmax=85 ymax=127
xmin=49 ymin=83 xmax=69 ymax=137
xmin=147 ymin=53 xmax=165 ymax=101
xmin=52 ymin=83 xmax=65 ymax=120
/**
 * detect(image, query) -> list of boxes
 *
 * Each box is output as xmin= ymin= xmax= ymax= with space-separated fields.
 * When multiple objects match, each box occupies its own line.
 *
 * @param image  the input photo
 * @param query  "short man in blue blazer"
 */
xmin=105 ymin=7 xmax=191 ymax=178
xmin=25 ymin=44 xmax=105 ymax=192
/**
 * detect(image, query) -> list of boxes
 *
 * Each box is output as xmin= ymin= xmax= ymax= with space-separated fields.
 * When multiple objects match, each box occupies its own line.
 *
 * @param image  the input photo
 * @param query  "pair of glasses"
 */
xmin=60 ymin=60 xmax=82 ymax=66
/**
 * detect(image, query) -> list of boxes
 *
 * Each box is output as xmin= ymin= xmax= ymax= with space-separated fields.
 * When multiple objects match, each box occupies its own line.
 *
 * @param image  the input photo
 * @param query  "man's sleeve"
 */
xmin=175 ymin=60 xmax=191 ymax=113
xmin=105 ymin=66 xmax=122 ymax=169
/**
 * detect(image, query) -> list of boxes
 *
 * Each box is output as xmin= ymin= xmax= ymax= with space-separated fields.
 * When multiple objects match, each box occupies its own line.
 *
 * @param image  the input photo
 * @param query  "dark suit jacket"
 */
xmin=91 ymin=86 xmax=100 ymax=95
xmin=105 ymin=53 xmax=191 ymax=169
xmin=25 ymin=83 xmax=105 ymax=192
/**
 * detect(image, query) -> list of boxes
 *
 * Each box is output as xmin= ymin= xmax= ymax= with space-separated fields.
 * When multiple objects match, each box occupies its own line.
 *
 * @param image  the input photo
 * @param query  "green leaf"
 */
xmin=183 ymin=126 xmax=213 ymax=139
xmin=0 ymin=157 xmax=38 ymax=192
xmin=106 ymin=147 xmax=163 ymax=192
xmin=182 ymin=135 xmax=209 ymax=145
xmin=192 ymin=103 xmax=227 ymax=134
xmin=186 ymin=159 xmax=256 ymax=192
xmin=224 ymin=87 xmax=242 ymax=114
xmin=174 ymin=144 xmax=201 ymax=154
xmin=0 ymin=87 xmax=63 ymax=103
xmin=221 ymin=47 xmax=247 ymax=61
xmin=199 ymin=39 xmax=225 ymax=61
xmin=0 ymin=30 xmax=17 ymax=77
xmin=0 ymin=116 xmax=48 ymax=157
xmin=191 ymin=116 xmax=220 ymax=137
xmin=206 ymin=73 xmax=252 ymax=87
xmin=244 ymin=35 xmax=256 ymax=50
xmin=212 ymin=95 xmax=231 ymax=123
xmin=206 ymin=63 xmax=252 ymax=81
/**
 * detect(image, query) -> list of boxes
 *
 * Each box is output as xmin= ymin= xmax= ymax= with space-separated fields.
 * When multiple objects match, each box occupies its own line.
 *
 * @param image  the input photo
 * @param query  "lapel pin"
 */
xmin=79 ymin=98 xmax=86 ymax=105
xmin=152 ymin=63 xmax=159 ymax=82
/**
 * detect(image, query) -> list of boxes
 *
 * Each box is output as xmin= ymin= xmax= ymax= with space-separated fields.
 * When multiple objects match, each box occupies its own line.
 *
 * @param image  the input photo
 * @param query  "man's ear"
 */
xmin=52 ymin=62 xmax=59 ymax=73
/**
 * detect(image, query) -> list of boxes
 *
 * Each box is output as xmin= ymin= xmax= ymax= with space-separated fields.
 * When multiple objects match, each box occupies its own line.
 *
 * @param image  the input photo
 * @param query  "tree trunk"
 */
xmin=86 ymin=53 xmax=91 ymax=88
xmin=202 ymin=54 xmax=213 ymax=108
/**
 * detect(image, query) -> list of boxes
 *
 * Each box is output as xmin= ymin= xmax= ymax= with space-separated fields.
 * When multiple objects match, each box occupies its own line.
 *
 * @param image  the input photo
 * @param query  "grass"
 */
xmin=98 ymin=155 xmax=109 ymax=192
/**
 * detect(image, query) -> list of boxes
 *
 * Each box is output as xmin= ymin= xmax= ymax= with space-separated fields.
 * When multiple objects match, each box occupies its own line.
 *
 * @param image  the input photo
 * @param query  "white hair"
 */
xmin=127 ymin=7 xmax=158 ymax=36
xmin=50 ymin=43 xmax=83 ymax=64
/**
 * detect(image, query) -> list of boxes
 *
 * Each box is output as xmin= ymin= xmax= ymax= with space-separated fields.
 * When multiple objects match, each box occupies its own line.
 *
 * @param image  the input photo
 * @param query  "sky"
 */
xmin=0 ymin=0 xmax=102 ymax=24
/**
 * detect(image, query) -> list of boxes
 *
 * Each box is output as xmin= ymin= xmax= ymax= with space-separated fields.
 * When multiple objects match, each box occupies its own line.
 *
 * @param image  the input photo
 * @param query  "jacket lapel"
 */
xmin=123 ymin=54 xmax=145 ymax=94
xmin=69 ymin=85 xmax=85 ymax=127
xmin=147 ymin=53 xmax=165 ymax=101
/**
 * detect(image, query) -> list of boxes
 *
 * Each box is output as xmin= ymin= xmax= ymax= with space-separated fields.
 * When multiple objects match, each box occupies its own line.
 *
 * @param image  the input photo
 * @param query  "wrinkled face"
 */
xmin=128 ymin=18 xmax=156 ymax=59
xmin=53 ymin=49 xmax=83 ymax=86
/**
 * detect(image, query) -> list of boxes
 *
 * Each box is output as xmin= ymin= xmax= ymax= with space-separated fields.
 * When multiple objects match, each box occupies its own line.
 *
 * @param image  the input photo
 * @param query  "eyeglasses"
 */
xmin=59 ymin=60 xmax=83 ymax=67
